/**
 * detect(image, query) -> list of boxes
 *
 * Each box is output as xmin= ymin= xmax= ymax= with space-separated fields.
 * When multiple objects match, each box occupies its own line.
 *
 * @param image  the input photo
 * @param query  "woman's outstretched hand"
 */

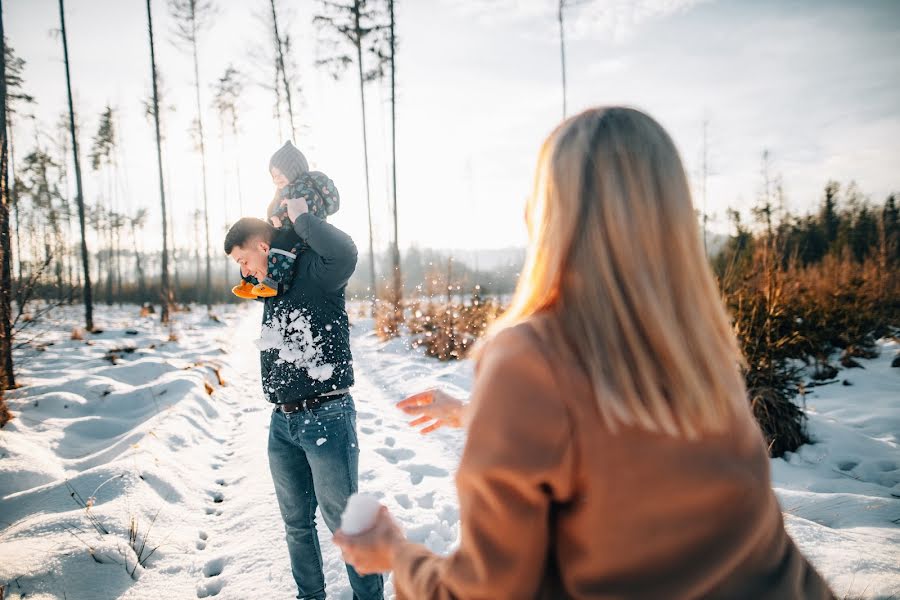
xmin=333 ymin=506 xmax=405 ymax=575
xmin=396 ymin=389 xmax=466 ymax=434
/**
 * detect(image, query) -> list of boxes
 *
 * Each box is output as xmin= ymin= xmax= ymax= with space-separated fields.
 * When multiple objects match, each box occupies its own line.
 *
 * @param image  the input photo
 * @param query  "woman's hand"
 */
xmin=396 ymin=389 xmax=466 ymax=434
xmin=282 ymin=197 xmax=309 ymax=222
xmin=333 ymin=506 xmax=405 ymax=575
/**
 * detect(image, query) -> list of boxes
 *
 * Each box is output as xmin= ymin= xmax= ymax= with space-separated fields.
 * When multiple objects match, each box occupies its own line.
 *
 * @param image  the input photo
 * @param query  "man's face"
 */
xmin=229 ymin=237 xmax=270 ymax=281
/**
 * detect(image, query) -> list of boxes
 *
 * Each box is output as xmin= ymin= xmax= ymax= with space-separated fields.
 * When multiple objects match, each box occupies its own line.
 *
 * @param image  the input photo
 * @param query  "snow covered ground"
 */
xmin=0 ymin=303 xmax=897 ymax=599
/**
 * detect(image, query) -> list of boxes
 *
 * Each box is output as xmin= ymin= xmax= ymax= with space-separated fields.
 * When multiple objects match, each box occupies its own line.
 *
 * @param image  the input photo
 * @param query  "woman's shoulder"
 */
xmin=480 ymin=314 xmax=567 ymax=369
xmin=475 ymin=317 xmax=574 ymax=408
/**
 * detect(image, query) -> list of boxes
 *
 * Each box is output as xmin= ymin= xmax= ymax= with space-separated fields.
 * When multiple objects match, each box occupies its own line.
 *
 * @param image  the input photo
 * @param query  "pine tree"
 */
xmin=212 ymin=64 xmax=243 ymax=281
xmin=4 ymin=40 xmax=35 ymax=297
xmin=169 ymin=0 xmax=216 ymax=312
xmin=90 ymin=106 xmax=117 ymax=304
xmin=820 ymin=181 xmax=840 ymax=247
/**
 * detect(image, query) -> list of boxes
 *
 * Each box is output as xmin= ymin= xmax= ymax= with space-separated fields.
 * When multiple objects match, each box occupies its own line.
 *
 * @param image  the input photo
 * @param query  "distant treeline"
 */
xmin=714 ymin=181 xmax=899 ymax=274
xmin=11 ymin=179 xmax=899 ymax=311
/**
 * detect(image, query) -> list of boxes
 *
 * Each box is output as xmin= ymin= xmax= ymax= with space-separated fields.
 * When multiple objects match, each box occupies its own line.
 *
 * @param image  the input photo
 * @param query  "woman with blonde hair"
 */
xmin=334 ymin=107 xmax=833 ymax=599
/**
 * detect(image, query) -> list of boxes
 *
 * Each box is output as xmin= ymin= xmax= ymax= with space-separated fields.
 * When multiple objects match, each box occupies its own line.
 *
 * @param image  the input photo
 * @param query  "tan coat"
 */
xmin=392 ymin=319 xmax=834 ymax=599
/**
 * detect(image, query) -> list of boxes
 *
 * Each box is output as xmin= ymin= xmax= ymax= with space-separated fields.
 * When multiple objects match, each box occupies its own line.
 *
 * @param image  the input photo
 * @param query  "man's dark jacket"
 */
xmin=259 ymin=212 xmax=357 ymax=404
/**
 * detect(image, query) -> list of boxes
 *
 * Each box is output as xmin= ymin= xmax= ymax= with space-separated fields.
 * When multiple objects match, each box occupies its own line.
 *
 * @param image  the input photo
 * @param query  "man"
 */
xmin=224 ymin=197 xmax=383 ymax=600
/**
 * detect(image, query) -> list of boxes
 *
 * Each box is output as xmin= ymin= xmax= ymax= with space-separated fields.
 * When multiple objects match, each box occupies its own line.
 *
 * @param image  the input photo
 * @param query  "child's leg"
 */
xmin=306 ymin=193 xmax=326 ymax=218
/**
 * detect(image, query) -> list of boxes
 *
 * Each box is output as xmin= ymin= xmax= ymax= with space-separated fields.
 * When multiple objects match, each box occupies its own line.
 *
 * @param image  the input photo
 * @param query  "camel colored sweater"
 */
xmin=392 ymin=320 xmax=834 ymax=599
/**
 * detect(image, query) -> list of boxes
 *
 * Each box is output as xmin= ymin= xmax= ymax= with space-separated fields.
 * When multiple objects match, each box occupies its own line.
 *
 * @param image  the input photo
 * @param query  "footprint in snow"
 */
xmin=375 ymin=447 xmax=415 ymax=464
xmin=416 ymin=492 xmax=435 ymax=509
xmin=196 ymin=576 xmax=225 ymax=598
xmin=837 ymin=460 xmax=859 ymax=471
xmin=202 ymin=557 xmax=225 ymax=577
xmin=402 ymin=464 xmax=450 ymax=485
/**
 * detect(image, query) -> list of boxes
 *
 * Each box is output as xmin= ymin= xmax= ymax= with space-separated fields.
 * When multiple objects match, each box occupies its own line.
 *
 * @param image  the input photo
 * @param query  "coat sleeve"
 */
xmin=292 ymin=213 xmax=357 ymax=291
xmin=391 ymin=326 xmax=576 ymax=600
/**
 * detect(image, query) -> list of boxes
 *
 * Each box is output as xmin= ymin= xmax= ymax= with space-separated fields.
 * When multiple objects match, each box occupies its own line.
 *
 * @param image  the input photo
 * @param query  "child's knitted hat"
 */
xmin=269 ymin=141 xmax=309 ymax=183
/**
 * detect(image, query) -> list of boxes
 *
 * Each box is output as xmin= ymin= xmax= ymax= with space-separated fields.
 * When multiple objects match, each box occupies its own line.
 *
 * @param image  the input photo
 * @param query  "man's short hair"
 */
xmin=224 ymin=217 xmax=276 ymax=254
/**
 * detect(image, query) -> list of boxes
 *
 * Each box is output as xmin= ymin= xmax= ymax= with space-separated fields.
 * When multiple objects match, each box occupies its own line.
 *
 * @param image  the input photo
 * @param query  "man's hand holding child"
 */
xmin=282 ymin=197 xmax=309 ymax=223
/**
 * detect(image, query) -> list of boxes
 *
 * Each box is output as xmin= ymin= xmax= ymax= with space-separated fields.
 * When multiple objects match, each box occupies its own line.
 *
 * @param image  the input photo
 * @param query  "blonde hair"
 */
xmin=483 ymin=107 xmax=746 ymax=437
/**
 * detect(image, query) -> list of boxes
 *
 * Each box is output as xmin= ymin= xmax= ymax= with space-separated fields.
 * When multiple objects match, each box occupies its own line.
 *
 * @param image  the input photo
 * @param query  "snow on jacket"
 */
xmin=257 ymin=213 xmax=357 ymax=404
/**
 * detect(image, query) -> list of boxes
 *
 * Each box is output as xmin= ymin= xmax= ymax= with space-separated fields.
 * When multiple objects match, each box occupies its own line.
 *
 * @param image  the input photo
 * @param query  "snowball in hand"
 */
xmin=340 ymin=493 xmax=381 ymax=536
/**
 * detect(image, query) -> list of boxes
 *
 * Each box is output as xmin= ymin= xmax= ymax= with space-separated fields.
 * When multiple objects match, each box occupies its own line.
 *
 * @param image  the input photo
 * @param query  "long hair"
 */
xmin=482 ymin=107 xmax=746 ymax=437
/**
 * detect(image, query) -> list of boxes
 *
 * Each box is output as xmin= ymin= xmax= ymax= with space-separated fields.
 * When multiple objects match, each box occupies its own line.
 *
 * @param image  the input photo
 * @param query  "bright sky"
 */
xmin=5 ymin=0 xmax=900 ymax=258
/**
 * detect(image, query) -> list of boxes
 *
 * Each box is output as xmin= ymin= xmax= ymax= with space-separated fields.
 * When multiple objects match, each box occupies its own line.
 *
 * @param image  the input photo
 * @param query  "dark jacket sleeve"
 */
xmin=292 ymin=212 xmax=357 ymax=291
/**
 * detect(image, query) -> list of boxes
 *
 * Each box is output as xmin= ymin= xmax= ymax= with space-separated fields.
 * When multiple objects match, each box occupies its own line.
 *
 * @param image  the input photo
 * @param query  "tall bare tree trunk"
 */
xmin=9 ymin=111 xmax=22 ymax=297
xmin=59 ymin=0 xmax=93 ymax=331
xmin=272 ymin=65 xmax=283 ymax=141
xmin=146 ymin=0 xmax=171 ymax=323
xmin=169 ymin=208 xmax=180 ymax=302
xmin=0 ymin=5 xmax=16 ymax=391
xmin=269 ymin=0 xmax=296 ymax=141
xmin=57 ymin=123 xmax=73 ymax=299
xmin=388 ymin=0 xmax=401 ymax=308
xmin=193 ymin=210 xmax=201 ymax=292
xmin=169 ymin=0 xmax=213 ymax=312
xmin=106 ymin=191 xmax=114 ymax=305
xmin=353 ymin=3 xmax=376 ymax=311
xmin=193 ymin=48 xmax=212 ymax=311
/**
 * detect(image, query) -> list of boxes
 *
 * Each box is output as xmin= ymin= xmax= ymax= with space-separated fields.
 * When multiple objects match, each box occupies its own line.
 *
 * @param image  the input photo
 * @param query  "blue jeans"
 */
xmin=268 ymin=394 xmax=384 ymax=600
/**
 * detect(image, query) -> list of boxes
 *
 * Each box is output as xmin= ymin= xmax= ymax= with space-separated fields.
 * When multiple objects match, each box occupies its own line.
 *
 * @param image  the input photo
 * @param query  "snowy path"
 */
xmin=1 ymin=304 xmax=899 ymax=599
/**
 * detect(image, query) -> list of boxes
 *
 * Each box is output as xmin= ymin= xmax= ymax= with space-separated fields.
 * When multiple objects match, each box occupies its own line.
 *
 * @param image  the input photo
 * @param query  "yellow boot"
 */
xmin=252 ymin=282 xmax=278 ymax=298
xmin=232 ymin=281 xmax=258 ymax=299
